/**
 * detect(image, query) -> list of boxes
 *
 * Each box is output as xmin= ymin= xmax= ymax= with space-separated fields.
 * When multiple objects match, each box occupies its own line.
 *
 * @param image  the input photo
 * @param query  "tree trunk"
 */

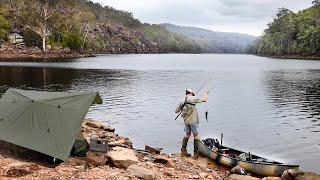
xmin=42 ymin=36 xmax=46 ymax=51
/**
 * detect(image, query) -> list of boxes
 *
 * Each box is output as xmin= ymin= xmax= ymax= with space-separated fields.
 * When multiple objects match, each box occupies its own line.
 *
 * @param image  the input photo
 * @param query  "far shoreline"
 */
xmin=1 ymin=51 xmax=320 ymax=62
xmin=256 ymin=54 xmax=320 ymax=61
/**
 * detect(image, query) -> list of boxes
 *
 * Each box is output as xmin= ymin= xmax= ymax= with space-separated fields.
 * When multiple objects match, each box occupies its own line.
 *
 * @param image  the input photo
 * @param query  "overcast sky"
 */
xmin=93 ymin=0 xmax=313 ymax=36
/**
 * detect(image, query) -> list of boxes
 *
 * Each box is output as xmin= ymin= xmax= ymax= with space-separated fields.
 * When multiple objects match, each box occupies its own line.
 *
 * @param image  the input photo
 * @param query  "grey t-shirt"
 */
xmin=175 ymin=96 xmax=202 ymax=124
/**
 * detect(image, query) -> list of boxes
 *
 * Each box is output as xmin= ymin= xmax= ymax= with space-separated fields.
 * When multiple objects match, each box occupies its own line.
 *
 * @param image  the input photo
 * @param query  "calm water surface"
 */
xmin=0 ymin=54 xmax=319 ymax=173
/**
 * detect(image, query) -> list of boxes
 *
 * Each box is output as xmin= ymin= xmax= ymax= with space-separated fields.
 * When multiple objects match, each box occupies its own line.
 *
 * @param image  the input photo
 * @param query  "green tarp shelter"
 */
xmin=0 ymin=88 xmax=102 ymax=161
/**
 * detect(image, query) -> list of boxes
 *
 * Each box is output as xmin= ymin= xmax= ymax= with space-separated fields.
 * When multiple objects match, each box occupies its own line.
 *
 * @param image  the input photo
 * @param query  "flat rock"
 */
xmin=86 ymin=151 xmax=108 ymax=166
xmin=84 ymin=120 xmax=102 ymax=129
xmin=107 ymin=147 xmax=139 ymax=168
xmin=127 ymin=164 xmax=156 ymax=180
xmin=262 ymin=177 xmax=281 ymax=180
xmin=84 ymin=119 xmax=115 ymax=132
xmin=102 ymin=124 xmax=115 ymax=132
xmin=145 ymin=145 xmax=162 ymax=155
xmin=109 ymin=136 xmax=132 ymax=148
xmin=229 ymin=174 xmax=261 ymax=180
xmin=153 ymin=155 xmax=174 ymax=168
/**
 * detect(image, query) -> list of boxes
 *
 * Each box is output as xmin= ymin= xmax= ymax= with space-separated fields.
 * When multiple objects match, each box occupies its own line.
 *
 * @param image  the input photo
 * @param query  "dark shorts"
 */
xmin=184 ymin=123 xmax=199 ymax=134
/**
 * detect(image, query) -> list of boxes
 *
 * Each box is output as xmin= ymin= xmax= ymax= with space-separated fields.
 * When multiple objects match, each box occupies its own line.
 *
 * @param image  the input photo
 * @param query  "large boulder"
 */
xmin=127 ymin=164 xmax=156 ymax=180
xmin=229 ymin=174 xmax=261 ymax=180
xmin=107 ymin=147 xmax=139 ymax=168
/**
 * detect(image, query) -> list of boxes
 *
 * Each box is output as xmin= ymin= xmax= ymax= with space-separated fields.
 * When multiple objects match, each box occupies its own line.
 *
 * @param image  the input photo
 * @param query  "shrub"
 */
xmin=62 ymin=32 xmax=83 ymax=51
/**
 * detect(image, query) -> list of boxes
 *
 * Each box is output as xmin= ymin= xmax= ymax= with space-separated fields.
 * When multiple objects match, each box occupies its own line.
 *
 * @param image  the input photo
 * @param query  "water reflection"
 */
xmin=264 ymin=70 xmax=320 ymax=128
xmin=0 ymin=66 xmax=139 ymax=94
xmin=0 ymin=66 xmax=73 ymax=92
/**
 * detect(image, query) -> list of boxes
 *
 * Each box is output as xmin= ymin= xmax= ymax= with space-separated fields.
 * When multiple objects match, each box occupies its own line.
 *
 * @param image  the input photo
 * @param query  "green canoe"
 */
xmin=198 ymin=139 xmax=299 ymax=177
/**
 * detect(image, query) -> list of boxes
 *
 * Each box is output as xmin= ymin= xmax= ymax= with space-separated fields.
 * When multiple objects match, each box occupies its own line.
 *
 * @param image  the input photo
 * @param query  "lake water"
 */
xmin=0 ymin=54 xmax=319 ymax=173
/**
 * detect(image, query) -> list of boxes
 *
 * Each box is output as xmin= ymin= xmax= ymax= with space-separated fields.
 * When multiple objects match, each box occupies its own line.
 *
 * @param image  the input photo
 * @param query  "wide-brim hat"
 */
xmin=186 ymin=88 xmax=195 ymax=95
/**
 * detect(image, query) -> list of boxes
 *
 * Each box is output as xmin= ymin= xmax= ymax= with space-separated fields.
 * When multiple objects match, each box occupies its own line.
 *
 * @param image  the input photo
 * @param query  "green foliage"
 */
xmin=0 ymin=16 xmax=10 ymax=39
xmin=140 ymin=24 xmax=200 ymax=53
xmin=62 ymin=32 xmax=82 ymax=51
xmin=313 ymin=0 xmax=320 ymax=7
xmin=23 ymin=29 xmax=42 ymax=47
xmin=248 ymin=3 xmax=320 ymax=57
xmin=160 ymin=23 xmax=256 ymax=53
xmin=0 ymin=6 xmax=11 ymax=40
xmin=0 ymin=0 xmax=200 ymax=53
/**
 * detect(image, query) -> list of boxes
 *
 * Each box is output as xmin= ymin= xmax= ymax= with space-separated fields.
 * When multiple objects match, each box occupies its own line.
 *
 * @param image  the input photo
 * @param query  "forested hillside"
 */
xmin=160 ymin=23 xmax=257 ymax=54
xmin=248 ymin=1 xmax=320 ymax=58
xmin=0 ymin=0 xmax=200 ymax=54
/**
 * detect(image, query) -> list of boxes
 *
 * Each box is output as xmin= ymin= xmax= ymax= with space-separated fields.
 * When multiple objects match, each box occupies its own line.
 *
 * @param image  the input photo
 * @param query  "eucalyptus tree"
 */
xmin=313 ymin=0 xmax=320 ymax=7
xmin=22 ymin=0 xmax=77 ymax=51
xmin=248 ymin=1 xmax=320 ymax=57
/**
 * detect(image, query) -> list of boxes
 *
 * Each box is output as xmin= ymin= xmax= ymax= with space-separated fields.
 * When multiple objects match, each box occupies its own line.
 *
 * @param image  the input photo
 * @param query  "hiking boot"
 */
xmin=181 ymin=150 xmax=191 ymax=157
xmin=193 ymin=139 xmax=200 ymax=159
xmin=193 ymin=152 xmax=199 ymax=159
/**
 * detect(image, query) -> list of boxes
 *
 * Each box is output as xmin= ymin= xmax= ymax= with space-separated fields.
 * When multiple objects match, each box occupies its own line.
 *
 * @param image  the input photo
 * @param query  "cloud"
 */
xmin=93 ymin=0 xmax=312 ymax=36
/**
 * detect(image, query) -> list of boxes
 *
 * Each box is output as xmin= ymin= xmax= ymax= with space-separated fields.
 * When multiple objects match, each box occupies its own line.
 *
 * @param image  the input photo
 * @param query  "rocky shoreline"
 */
xmin=0 ymin=119 xmax=229 ymax=179
xmin=258 ymin=54 xmax=320 ymax=60
xmin=0 ymin=44 xmax=93 ymax=61
xmin=0 ymin=119 xmax=319 ymax=180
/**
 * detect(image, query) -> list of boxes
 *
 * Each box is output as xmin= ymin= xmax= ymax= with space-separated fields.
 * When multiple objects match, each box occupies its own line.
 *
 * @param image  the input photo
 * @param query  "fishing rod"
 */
xmin=175 ymin=80 xmax=209 ymax=120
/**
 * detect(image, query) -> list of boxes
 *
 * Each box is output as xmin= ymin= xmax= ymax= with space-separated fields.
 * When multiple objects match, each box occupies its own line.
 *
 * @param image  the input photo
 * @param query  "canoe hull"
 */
xmin=198 ymin=141 xmax=299 ymax=177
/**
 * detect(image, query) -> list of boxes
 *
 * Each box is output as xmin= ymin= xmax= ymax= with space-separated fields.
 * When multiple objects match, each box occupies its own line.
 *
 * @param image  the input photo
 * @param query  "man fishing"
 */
xmin=175 ymin=88 xmax=209 ymax=159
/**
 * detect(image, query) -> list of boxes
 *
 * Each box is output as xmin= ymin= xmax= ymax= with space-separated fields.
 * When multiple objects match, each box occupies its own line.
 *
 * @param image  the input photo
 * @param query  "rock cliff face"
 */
xmin=86 ymin=23 xmax=159 ymax=54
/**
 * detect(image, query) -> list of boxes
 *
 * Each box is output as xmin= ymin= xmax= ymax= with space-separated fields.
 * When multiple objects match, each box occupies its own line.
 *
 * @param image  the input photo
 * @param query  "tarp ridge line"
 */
xmin=36 ymin=101 xmax=88 ymax=110
xmin=12 ymin=90 xmax=33 ymax=101
xmin=38 ymin=92 xmax=100 ymax=103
